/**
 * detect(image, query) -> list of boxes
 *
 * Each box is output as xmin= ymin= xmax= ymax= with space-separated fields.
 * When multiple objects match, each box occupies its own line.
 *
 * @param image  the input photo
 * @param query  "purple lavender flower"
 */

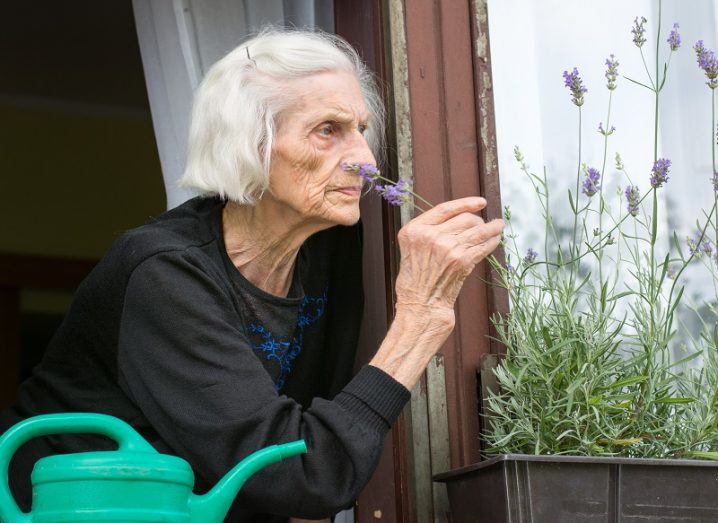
xmin=605 ymin=54 xmax=619 ymax=90
xmin=563 ymin=68 xmax=587 ymax=106
xmin=667 ymin=264 xmax=678 ymax=280
xmin=667 ymin=23 xmax=681 ymax=51
xmin=650 ymin=158 xmax=671 ymax=188
xmin=704 ymin=239 xmax=715 ymax=257
xmin=524 ymin=248 xmax=538 ymax=264
xmin=687 ymin=231 xmax=713 ymax=258
xmin=632 ymin=16 xmax=648 ymax=48
xmin=686 ymin=234 xmax=699 ymax=256
xmin=598 ymin=122 xmax=616 ymax=136
xmin=341 ymin=162 xmax=380 ymax=183
xmin=694 ymin=40 xmax=718 ymax=89
xmin=712 ymin=170 xmax=718 ymax=192
xmin=342 ymin=162 xmax=413 ymax=206
xmin=375 ymin=178 xmax=412 ymax=206
xmin=506 ymin=263 xmax=514 ymax=274
xmin=625 ymin=185 xmax=640 ymax=217
xmin=582 ymin=167 xmax=601 ymax=197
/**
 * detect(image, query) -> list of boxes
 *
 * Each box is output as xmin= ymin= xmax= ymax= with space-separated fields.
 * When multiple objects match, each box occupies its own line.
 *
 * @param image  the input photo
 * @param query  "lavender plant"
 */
xmin=344 ymin=1 xmax=718 ymax=460
xmin=483 ymin=1 xmax=718 ymax=459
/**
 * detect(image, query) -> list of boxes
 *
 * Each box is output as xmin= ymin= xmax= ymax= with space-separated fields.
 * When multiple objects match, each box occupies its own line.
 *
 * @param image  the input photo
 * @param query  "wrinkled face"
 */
xmin=268 ymin=70 xmax=376 ymax=227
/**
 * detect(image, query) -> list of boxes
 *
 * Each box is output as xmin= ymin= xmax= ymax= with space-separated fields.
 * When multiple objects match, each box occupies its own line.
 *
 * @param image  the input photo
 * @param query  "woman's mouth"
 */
xmin=333 ymin=186 xmax=362 ymax=197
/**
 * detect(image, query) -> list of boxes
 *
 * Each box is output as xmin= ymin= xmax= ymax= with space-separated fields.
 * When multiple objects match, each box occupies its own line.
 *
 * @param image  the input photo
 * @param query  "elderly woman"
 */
xmin=1 ymin=28 xmax=503 ymax=521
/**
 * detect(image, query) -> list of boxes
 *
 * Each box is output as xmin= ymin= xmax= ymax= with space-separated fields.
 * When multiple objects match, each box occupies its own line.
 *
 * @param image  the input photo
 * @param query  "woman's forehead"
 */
xmin=290 ymin=72 xmax=369 ymax=122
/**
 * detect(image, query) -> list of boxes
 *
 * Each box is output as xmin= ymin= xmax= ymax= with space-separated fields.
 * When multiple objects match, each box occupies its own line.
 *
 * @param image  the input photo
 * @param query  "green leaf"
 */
xmin=667 ymin=286 xmax=685 ymax=318
xmin=672 ymin=231 xmax=686 ymax=263
xmin=541 ymin=326 xmax=553 ymax=350
xmin=622 ymin=75 xmax=654 ymax=91
xmin=568 ymin=189 xmax=576 ymax=214
xmin=609 ymin=437 xmax=643 ymax=446
xmin=685 ymin=451 xmax=718 ymax=461
xmin=607 ymin=291 xmax=634 ymax=301
xmin=600 ymin=281 xmax=607 ymax=312
xmin=658 ymin=62 xmax=668 ymax=91
xmin=655 ymin=397 xmax=695 ymax=405
xmin=658 ymin=253 xmax=670 ymax=285
xmin=603 ymin=376 xmax=648 ymax=390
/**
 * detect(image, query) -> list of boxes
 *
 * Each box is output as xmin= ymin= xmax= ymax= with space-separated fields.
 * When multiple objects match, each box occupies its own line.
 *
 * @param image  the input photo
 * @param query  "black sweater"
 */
xmin=1 ymin=196 xmax=410 ymax=521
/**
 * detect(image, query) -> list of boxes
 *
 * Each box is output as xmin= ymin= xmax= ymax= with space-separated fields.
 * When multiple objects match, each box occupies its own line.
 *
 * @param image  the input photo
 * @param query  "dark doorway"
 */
xmin=0 ymin=1 xmax=166 ymax=409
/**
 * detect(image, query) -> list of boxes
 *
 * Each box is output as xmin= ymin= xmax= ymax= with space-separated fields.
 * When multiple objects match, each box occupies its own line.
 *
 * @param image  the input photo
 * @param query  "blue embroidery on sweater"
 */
xmin=249 ymin=287 xmax=328 ymax=390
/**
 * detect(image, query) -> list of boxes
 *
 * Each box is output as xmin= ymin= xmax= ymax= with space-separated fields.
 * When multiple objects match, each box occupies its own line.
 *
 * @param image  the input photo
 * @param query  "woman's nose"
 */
xmin=346 ymin=131 xmax=376 ymax=166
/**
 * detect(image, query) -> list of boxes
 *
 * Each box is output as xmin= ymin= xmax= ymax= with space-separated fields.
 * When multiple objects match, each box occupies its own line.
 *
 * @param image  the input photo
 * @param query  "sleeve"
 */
xmin=116 ymin=249 xmax=410 ymax=519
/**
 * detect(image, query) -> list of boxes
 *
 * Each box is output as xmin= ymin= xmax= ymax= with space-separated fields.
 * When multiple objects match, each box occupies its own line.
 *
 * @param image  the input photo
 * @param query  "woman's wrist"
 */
xmin=369 ymin=306 xmax=452 ymax=390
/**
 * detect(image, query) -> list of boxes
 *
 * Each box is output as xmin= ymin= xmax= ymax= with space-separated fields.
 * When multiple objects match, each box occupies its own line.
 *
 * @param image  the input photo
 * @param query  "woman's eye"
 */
xmin=358 ymin=124 xmax=368 ymax=134
xmin=318 ymin=125 xmax=334 ymax=136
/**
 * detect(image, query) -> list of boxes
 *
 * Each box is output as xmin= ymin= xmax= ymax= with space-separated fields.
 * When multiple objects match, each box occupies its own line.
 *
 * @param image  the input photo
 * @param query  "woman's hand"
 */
xmin=395 ymin=196 xmax=503 ymax=325
xmin=370 ymin=196 xmax=504 ymax=390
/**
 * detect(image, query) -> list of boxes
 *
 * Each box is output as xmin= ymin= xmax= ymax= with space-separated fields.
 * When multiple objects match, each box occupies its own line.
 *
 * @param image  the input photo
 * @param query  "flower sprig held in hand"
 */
xmin=341 ymin=162 xmax=433 ymax=210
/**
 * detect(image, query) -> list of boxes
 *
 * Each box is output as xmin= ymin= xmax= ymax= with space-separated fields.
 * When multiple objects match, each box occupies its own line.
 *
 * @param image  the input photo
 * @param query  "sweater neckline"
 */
xmin=211 ymin=198 xmax=306 ymax=306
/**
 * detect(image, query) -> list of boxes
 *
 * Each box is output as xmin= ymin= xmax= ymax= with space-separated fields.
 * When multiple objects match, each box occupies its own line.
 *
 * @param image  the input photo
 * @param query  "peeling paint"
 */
xmin=427 ymin=353 xmax=451 ymax=521
xmin=387 ymin=3 xmax=434 ymax=520
xmin=473 ymin=0 xmax=489 ymax=60
xmin=482 ymin=70 xmax=493 ymax=91
xmin=473 ymin=0 xmax=499 ymax=180
xmin=388 ymin=0 xmax=414 ymax=228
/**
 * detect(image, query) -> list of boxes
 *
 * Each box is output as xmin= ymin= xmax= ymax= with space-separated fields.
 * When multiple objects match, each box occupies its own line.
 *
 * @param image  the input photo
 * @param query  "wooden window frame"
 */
xmin=334 ymin=0 xmax=507 ymax=520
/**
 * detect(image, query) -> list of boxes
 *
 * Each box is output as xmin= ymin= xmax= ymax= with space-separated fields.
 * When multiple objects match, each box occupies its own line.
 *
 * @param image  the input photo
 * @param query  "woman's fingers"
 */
xmin=455 ymin=218 xmax=504 ymax=247
xmin=465 ymin=233 xmax=503 ymax=264
xmin=435 ymin=211 xmax=485 ymax=233
xmin=412 ymin=196 xmax=487 ymax=225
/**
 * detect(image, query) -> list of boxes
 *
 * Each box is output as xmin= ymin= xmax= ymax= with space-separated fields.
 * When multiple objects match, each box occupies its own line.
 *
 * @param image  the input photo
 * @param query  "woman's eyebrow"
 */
xmin=311 ymin=111 xmax=369 ymax=125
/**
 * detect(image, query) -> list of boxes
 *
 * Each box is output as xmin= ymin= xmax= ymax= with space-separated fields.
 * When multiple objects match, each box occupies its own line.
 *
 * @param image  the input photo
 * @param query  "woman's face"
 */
xmin=268 ymin=70 xmax=376 ymax=227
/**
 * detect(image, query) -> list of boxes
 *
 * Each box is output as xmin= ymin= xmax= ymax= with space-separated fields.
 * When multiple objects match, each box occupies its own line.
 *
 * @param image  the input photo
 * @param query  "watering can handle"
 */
xmin=0 ymin=413 xmax=156 ymax=523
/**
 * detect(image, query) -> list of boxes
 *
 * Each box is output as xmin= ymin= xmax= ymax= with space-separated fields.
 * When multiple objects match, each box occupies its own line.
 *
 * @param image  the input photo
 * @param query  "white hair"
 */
xmin=179 ymin=27 xmax=386 ymax=204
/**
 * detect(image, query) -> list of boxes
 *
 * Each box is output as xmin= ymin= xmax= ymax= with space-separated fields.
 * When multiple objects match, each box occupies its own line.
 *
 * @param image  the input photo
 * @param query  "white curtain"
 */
xmin=488 ymin=0 xmax=718 ymax=350
xmin=132 ymin=0 xmax=334 ymax=209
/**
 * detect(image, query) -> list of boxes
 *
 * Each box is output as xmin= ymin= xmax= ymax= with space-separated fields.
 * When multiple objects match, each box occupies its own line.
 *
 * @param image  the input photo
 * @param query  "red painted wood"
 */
xmin=336 ymin=0 xmax=506 ymax=517
xmin=403 ymin=0 xmax=500 ymax=469
xmin=335 ymin=1 xmax=411 ymax=521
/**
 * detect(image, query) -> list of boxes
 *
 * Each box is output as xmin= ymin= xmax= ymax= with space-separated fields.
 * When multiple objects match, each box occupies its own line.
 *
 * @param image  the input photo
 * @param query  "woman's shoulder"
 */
xmin=91 ymin=197 xmax=226 ymax=286
xmin=119 ymin=196 xmax=221 ymax=253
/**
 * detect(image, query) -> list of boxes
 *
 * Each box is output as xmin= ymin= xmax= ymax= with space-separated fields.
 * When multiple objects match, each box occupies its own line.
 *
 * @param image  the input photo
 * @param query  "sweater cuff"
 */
xmin=334 ymin=365 xmax=411 ymax=433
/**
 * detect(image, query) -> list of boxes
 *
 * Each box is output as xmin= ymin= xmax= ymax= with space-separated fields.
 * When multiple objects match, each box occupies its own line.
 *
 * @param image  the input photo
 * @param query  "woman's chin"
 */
xmin=325 ymin=205 xmax=361 ymax=227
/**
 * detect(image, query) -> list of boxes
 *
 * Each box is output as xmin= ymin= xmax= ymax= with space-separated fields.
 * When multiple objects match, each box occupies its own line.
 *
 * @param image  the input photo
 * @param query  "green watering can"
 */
xmin=0 ymin=413 xmax=307 ymax=523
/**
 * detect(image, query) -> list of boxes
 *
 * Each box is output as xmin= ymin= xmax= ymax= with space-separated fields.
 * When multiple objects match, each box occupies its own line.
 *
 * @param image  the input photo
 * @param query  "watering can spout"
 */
xmin=189 ymin=440 xmax=307 ymax=522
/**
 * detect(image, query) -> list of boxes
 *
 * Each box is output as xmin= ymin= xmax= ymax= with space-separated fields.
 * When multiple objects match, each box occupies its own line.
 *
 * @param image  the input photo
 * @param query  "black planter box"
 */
xmin=433 ymin=454 xmax=718 ymax=522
